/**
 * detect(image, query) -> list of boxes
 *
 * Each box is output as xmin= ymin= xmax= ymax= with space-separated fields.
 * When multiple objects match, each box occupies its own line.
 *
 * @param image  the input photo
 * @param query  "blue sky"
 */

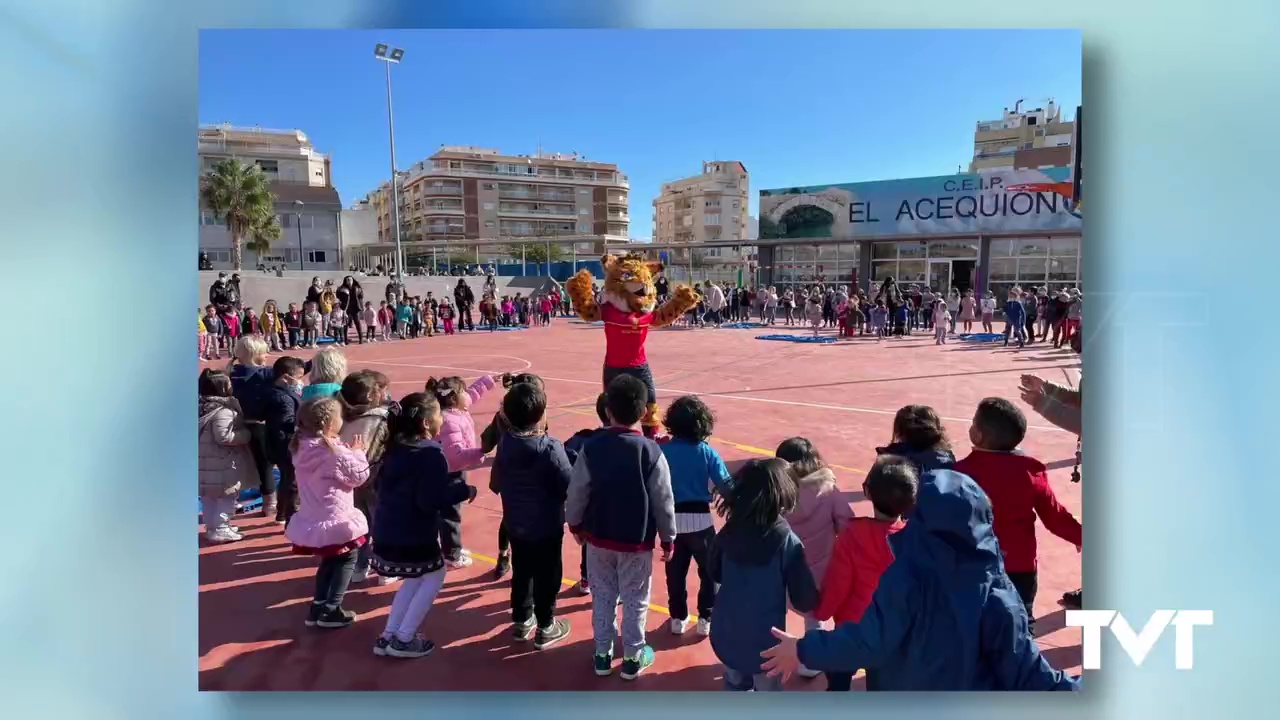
xmin=199 ymin=29 xmax=1080 ymax=239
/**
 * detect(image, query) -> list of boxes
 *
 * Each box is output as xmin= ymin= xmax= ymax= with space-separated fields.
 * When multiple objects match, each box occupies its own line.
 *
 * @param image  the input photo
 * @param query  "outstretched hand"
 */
xmin=760 ymin=627 xmax=802 ymax=681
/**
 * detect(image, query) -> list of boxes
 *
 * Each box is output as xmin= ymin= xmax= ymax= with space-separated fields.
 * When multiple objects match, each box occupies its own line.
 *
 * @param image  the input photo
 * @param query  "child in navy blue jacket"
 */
xmin=371 ymin=392 xmax=478 ymax=660
xmin=259 ymin=356 xmax=307 ymax=524
xmin=660 ymin=396 xmax=732 ymax=637
xmin=490 ymin=381 xmax=574 ymax=650
xmin=760 ymin=464 xmax=1078 ymax=691
xmin=709 ymin=458 xmax=819 ymax=692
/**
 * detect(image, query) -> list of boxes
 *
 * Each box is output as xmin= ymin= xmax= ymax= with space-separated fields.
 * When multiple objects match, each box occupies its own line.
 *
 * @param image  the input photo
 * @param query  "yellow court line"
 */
xmin=554 ymin=405 xmax=865 ymax=475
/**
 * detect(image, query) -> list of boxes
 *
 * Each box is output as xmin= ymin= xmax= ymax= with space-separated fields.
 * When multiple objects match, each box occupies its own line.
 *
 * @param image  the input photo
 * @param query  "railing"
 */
xmin=412 ymin=165 xmax=628 ymax=185
xmin=499 ymin=206 xmax=577 ymax=217
xmin=418 ymin=185 xmax=462 ymax=195
xmin=197 ymin=140 xmax=320 ymax=158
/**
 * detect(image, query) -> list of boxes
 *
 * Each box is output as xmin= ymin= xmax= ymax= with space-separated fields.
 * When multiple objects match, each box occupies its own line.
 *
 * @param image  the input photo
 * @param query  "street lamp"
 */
xmin=293 ymin=200 xmax=306 ymax=271
xmin=375 ymin=43 xmax=405 ymax=280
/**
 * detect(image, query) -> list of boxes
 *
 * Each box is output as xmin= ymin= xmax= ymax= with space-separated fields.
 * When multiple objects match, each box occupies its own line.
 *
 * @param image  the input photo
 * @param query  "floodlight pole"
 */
xmin=376 ymin=44 xmax=405 ymax=280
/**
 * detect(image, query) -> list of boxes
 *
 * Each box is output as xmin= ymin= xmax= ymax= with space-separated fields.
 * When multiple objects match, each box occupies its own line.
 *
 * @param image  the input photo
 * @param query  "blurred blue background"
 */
xmin=1 ymin=0 xmax=1277 ymax=717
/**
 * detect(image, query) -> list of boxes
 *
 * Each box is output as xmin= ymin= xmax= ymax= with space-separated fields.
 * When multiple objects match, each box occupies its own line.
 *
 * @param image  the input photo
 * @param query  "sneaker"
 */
xmin=386 ymin=634 xmax=435 ymax=659
xmin=512 ymin=617 xmax=536 ymax=641
xmin=574 ymin=580 xmax=590 ymax=596
xmin=376 ymin=574 xmax=400 ymax=586
xmin=373 ymin=635 xmax=392 ymax=656
xmin=696 ymin=618 xmax=712 ymax=637
xmin=493 ymin=552 xmax=511 ymax=580
xmin=205 ymin=527 xmax=242 ymax=544
xmin=445 ymin=555 xmax=473 ymax=569
xmin=1060 ymin=588 xmax=1082 ymax=610
xmin=798 ymin=664 xmax=822 ymax=679
xmin=304 ymin=602 xmax=324 ymax=627
xmin=593 ymin=652 xmax=614 ymax=677
xmin=352 ymin=567 xmax=372 ymax=583
xmin=670 ymin=617 xmax=691 ymax=635
xmin=620 ymin=646 xmax=655 ymax=680
xmin=315 ymin=606 xmax=356 ymax=629
xmin=533 ymin=619 xmax=570 ymax=650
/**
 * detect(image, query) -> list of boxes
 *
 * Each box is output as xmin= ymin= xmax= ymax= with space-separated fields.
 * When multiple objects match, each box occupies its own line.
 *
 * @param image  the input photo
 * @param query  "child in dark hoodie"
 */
xmin=1004 ymin=289 xmax=1027 ymax=348
xmin=760 ymin=460 xmax=1078 ymax=691
xmin=480 ymin=373 xmax=543 ymax=580
xmin=708 ymin=458 xmax=820 ymax=692
xmin=490 ymin=381 xmax=574 ymax=650
xmin=259 ymin=356 xmax=306 ymax=524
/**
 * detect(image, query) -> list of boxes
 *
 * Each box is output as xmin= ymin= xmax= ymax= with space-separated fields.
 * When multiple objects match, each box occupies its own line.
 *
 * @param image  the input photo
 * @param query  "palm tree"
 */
xmin=201 ymin=158 xmax=277 ymax=270
xmin=245 ymin=208 xmax=282 ymax=267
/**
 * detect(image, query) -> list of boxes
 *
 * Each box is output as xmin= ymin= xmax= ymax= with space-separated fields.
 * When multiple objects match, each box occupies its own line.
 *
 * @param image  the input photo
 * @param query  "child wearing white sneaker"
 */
xmin=198 ymin=369 xmax=254 ymax=544
xmin=371 ymin=392 xmax=479 ymax=659
xmin=660 ymin=396 xmax=732 ymax=638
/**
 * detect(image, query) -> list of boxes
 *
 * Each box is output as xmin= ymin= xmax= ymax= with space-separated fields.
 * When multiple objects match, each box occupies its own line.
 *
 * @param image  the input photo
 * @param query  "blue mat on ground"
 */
xmin=721 ymin=321 xmax=767 ymax=329
xmin=198 ymin=468 xmax=278 ymax=517
xmin=958 ymin=333 xmax=1005 ymax=343
xmin=491 ymin=325 xmax=527 ymax=331
xmin=316 ymin=335 xmax=335 ymax=345
xmin=755 ymin=333 xmax=838 ymax=344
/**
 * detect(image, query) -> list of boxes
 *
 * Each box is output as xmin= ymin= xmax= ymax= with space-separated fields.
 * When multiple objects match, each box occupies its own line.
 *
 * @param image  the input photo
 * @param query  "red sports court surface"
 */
xmin=198 ymin=320 xmax=1083 ymax=691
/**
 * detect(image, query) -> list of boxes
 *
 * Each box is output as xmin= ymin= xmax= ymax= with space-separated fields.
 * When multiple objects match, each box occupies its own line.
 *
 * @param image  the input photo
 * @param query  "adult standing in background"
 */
xmin=306 ymin=276 xmax=323 ymax=308
xmin=454 ymin=277 xmax=475 ymax=331
xmin=385 ymin=275 xmax=404 ymax=306
xmin=336 ymin=276 xmax=366 ymax=344
xmin=704 ymin=280 xmax=726 ymax=327
xmin=655 ymin=273 xmax=670 ymax=305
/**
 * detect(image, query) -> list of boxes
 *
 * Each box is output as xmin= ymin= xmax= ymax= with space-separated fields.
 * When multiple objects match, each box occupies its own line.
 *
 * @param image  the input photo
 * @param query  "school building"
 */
xmin=755 ymin=166 xmax=1083 ymax=299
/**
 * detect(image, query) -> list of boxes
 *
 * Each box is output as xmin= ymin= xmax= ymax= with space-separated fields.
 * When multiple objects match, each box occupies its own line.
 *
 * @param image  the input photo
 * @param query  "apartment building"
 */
xmin=364 ymin=146 xmax=629 ymax=245
xmin=969 ymin=100 xmax=1075 ymax=173
xmin=652 ymin=161 xmax=749 ymax=244
xmin=198 ymin=124 xmax=344 ymax=270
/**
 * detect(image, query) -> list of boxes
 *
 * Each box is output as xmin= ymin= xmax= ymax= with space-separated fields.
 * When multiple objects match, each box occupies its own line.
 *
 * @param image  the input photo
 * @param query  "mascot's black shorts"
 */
xmin=602 ymin=364 xmax=658 ymax=406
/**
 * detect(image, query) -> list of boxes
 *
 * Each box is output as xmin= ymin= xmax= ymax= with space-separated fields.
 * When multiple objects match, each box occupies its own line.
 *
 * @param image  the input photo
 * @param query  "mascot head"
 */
xmin=601 ymin=253 xmax=662 ymax=314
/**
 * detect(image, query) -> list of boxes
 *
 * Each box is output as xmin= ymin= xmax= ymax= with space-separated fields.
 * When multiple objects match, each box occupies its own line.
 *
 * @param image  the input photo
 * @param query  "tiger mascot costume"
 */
xmin=565 ymin=253 xmax=700 ymax=437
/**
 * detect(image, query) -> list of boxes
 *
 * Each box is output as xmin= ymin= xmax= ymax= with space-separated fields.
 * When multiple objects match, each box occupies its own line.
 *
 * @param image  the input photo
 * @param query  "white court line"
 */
xmin=360 ymin=357 xmax=1068 ymax=433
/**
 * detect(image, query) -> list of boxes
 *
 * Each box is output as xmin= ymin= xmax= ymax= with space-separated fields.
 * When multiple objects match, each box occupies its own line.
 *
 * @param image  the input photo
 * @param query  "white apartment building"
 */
xmin=970 ymin=100 xmax=1076 ymax=173
xmin=198 ymin=124 xmax=344 ymax=270
xmin=652 ymin=161 xmax=749 ymax=245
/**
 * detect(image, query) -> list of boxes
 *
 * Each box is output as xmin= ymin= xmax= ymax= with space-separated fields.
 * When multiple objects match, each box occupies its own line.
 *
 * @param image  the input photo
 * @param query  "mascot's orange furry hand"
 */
xmin=672 ymin=285 xmax=699 ymax=307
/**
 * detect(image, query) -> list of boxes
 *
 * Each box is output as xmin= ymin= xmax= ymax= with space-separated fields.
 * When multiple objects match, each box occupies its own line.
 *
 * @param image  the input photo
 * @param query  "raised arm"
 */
xmin=565 ymin=269 xmax=601 ymax=322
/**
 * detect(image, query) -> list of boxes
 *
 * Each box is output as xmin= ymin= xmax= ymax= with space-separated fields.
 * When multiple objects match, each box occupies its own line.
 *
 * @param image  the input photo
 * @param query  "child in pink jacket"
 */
xmin=777 ymin=436 xmax=853 ymax=678
xmin=425 ymin=373 xmax=505 ymax=568
xmin=284 ymin=396 xmax=372 ymax=629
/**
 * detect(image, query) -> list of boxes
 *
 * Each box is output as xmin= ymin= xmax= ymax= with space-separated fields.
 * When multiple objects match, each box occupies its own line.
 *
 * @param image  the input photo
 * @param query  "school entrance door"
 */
xmin=928 ymin=261 xmax=951 ymax=296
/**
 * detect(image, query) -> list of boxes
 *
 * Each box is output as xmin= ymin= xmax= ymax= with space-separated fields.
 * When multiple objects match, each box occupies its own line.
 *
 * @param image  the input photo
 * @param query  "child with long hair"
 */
xmin=302 ymin=302 xmax=322 ymax=348
xmin=709 ymin=458 xmax=819 ymax=691
xmin=261 ymin=300 xmax=284 ymax=352
xmin=877 ymin=404 xmax=956 ymax=476
xmin=339 ymin=370 xmax=396 ymax=585
xmin=284 ymin=396 xmax=371 ymax=629
xmin=439 ymin=299 xmax=456 ymax=335
xmin=662 ymin=396 xmax=732 ymax=637
xmin=242 ymin=306 xmax=260 ymax=338
xmin=980 ymin=290 xmax=997 ymax=334
xmin=378 ymin=300 xmax=395 ymax=342
xmin=371 ymin=392 xmax=479 ymax=658
xmin=329 ymin=304 xmax=348 ymax=346
xmin=959 ymin=290 xmax=977 ymax=334
xmin=805 ymin=293 xmax=824 ymax=337
xmin=777 ymin=437 xmax=853 ymax=678
xmin=302 ymin=346 xmax=347 ymax=402
xmin=283 ymin=302 xmax=302 ymax=349
xmin=426 ymin=372 xmax=505 ymax=568
xmin=813 ymin=456 xmax=917 ymax=691
xmin=362 ymin=301 xmax=378 ymax=343
xmin=198 ymin=369 xmax=254 ymax=543
xmin=933 ymin=299 xmax=951 ymax=345
xmin=198 ymin=308 xmax=213 ymax=361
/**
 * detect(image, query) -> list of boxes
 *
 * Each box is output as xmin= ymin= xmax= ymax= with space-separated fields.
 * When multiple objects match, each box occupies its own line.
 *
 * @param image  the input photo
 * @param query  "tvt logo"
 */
xmin=1066 ymin=610 xmax=1213 ymax=669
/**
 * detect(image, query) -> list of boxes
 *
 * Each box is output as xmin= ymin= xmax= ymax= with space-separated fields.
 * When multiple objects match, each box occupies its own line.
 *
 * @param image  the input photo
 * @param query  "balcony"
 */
xmin=607 ymin=195 xmax=628 ymax=206
xmin=423 ymin=164 xmax=628 ymax=187
xmin=422 ymin=204 xmax=465 ymax=215
xmin=498 ymin=204 xmax=577 ymax=218
xmin=427 ymin=225 xmax=466 ymax=235
xmin=607 ymin=212 xmax=629 ymax=222
xmin=419 ymin=184 xmax=462 ymax=196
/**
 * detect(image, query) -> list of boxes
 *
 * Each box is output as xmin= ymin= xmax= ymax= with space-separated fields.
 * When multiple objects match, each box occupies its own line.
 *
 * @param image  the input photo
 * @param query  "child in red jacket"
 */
xmin=813 ymin=455 xmax=917 ymax=691
xmin=953 ymin=397 xmax=1081 ymax=633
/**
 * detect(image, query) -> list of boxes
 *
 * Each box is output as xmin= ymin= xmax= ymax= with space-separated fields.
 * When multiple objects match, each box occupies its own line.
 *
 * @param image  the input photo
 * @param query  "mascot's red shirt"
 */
xmin=601 ymin=302 xmax=652 ymax=368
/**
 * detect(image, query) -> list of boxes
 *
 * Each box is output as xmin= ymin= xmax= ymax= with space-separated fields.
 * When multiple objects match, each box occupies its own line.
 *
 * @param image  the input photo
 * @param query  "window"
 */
xmin=732 ymin=201 xmax=740 ymax=209
xmin=484 ymin=221 xmax=495 ymax=228
xmin=256 ymin=160 xmax=278 ymax=174
xmin=483 ymin=183 xmax=496 ymax=190
xmin=579 ymin=189 xmax=589 ymax=195
xmin=704 ymin=214 xmax=721 ymax=226
xmin=579 ymin=208 xmax=589 ymax=215
xmin=306 ymin=250 xmax=327 ymax=263
xmin=199 ymin=210 xmax=222 ymax=226
xmin=483 ymin=202 xmax=494 ymax=210
xmin=578 ymin=223 xmax=591 ymax=232
xmin=204 ymin=249 xmax=231 ymax=263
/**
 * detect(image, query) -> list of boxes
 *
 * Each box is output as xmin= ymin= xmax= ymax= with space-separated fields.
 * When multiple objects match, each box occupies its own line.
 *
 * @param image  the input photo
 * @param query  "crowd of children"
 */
xmin=198 ymin=286 xmax=567 ymax=360
xmin=199 ymin=335 xmax=1082 ymax=690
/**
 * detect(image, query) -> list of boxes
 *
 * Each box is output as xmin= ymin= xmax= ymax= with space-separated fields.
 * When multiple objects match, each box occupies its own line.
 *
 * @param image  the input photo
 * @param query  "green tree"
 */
xmin=245 ymin=208 xmax=282 ymax=264
xmin=200 ymin=158 xmax=277 ymax=270
xmin=504 ymin=242 xmax=564 ymax=266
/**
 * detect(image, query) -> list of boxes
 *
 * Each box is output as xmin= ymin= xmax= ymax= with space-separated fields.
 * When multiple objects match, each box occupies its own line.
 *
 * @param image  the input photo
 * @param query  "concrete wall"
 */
xmin=199 ymin=271 xmax=564 ymax=311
